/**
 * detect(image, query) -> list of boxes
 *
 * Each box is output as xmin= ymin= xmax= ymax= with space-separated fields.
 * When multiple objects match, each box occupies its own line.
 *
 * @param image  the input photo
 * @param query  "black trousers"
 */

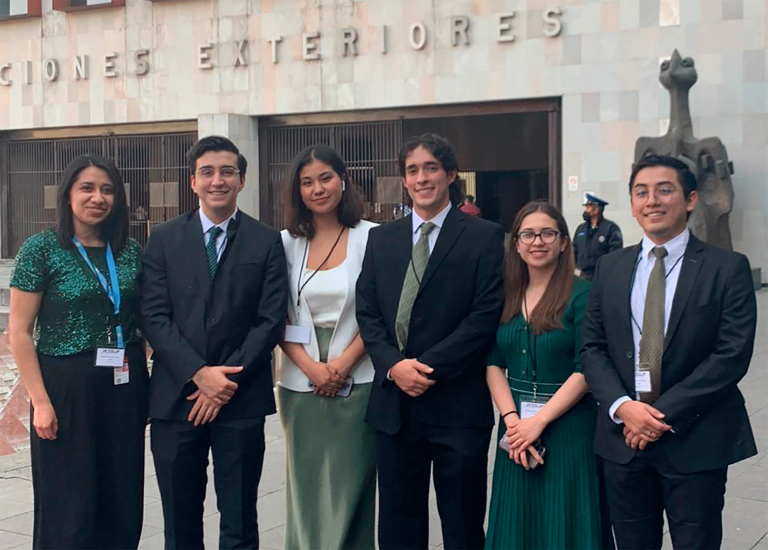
xmin=31 ymin=345 xmax=148 ymax=550
xmin=151 ymin=416 xmax=266 ymax=550
xmin=603 ymin=448 xmax=728 ymax=550
xmin=376 ymin=420 xmax=492 ymax=550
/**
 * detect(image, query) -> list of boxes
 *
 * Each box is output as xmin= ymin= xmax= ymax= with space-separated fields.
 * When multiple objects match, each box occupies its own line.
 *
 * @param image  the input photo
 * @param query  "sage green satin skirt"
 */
xmin=277 ymin=327 xmax=376 ymax=550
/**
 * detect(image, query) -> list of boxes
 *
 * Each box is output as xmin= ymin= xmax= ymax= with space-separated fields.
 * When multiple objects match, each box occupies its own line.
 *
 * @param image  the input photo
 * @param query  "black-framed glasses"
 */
xmin=517 ymin=229 xmax=560 ymax=244
xmin=195 ymin=166 xmax=241 ymax=179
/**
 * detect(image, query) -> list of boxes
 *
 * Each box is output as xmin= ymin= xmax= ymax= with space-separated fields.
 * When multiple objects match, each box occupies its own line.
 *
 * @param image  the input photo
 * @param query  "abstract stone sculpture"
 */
xmin=635 ymin=49 xmax=734 ymax=250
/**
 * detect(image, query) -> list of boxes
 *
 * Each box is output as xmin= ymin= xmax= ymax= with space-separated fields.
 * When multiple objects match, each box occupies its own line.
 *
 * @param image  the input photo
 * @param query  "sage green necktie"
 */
xmin=206 ymin=226 xmax=223 ymax=280
xmin=396 ymin=222 xmax=435 ymax=352
xmin=638 ymin=246 xmax=668 ymax=403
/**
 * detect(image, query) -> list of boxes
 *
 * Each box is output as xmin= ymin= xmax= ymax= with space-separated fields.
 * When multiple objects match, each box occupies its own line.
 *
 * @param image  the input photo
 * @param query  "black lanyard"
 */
xmin=522 ymin=298 xmax=540 ymax=398
xmin=296 ymin=226 xmax=346 ymax=308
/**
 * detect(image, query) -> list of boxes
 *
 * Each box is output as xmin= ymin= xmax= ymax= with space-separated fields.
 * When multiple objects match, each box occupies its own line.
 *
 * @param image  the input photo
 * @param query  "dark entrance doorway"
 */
xmin=260 ymin=98 xmax=560 ymax=232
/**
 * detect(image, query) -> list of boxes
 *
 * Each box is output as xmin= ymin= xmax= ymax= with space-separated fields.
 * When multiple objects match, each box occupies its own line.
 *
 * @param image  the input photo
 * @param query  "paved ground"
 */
xmin=0 ymin=291 xmax=766 ymax=550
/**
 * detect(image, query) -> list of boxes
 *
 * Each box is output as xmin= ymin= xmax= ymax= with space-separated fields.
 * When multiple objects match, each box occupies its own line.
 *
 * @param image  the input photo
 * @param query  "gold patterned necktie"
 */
xmin=395 ymin=222 xmax=436 ymax=352
xmin=638 ymin=245 xmax=668 ymax=403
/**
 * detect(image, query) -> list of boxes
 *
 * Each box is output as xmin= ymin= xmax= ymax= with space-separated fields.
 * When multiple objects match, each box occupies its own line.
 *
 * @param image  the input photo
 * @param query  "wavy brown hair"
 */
xmin=502 ymin=200 xmax=574 ymax=333
xmin=284 ymin=145 xmax=364 ymax=238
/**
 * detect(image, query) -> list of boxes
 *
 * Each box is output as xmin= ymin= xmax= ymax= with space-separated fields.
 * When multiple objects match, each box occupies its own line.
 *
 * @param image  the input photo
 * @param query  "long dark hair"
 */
xmin=284 ymin=145 xmax=364 ymax=238
xmin=502 ymin=200 xmax=574 ymax=333
xmin=398 ymin=133 xmax=465 ymax=206
xmin=56 ymin=154 xmax=129 ymax=253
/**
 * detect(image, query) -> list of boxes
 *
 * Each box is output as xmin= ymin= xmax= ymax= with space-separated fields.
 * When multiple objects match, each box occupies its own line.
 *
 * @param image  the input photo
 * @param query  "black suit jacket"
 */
xmin=581 ymin=234 xmax=757 ymax=473
xmin=356 ymin=207 xmax=505 ymax=435
xmin=141 ymin=209 xmax=288 ymax=421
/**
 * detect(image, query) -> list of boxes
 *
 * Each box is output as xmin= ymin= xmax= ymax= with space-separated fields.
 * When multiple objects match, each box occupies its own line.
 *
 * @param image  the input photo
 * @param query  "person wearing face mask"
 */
xmin=276 ymin=144 xmax=377 ymax=550
xmin=485 ymin=200 xmax=612 ymax=550
xmin=573 ymin=193 xmax=623 ymax=280
xmin=8 ymin=155 xmax=147 ymax=549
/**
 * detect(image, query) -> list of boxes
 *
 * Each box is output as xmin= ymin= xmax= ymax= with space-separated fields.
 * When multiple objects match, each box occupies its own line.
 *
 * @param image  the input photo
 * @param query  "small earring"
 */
xmin=342 ymin=180 xmax=346 ymax=192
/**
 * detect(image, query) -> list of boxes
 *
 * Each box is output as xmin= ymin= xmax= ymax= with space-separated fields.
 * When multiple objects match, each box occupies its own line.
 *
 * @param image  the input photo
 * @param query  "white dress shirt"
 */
xmin=411 ymin=202 xmax=452 ymax=253
xmin=199 ymin=207 xmax=238 ymax=262
xmin=609 ymin=229 xmax=689 ymax=422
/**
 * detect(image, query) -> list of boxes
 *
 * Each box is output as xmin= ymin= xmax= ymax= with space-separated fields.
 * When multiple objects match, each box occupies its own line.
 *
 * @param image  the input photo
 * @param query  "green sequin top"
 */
xmin=11 ymin=229 xmax=143 ymax=357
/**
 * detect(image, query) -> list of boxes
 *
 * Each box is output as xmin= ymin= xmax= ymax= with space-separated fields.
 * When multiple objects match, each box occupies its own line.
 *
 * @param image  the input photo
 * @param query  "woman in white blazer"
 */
xmin=277 ymin=144 xmax=377 ymax=550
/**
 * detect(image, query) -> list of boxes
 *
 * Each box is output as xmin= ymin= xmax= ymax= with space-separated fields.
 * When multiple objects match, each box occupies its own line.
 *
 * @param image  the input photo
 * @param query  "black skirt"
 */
xmin=30 ymin=342 xmax=149 ymax=550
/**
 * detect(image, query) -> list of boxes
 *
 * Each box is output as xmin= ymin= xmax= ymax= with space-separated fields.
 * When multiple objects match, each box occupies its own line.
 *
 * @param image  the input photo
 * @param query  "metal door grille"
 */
xmin=266 ymin=121 xmax=403 ymax=229
xmin=5 ymin=131 xmax=197 ymax=255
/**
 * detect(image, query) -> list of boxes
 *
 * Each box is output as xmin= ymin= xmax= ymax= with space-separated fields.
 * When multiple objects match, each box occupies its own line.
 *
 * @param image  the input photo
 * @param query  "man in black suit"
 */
xmin=142 ymin=135 xmax=288 ymax=549
xmin=356 ymin=133 xmax=505 ymax=550
xmin=581 ymin=154 xmax=757 ymax=550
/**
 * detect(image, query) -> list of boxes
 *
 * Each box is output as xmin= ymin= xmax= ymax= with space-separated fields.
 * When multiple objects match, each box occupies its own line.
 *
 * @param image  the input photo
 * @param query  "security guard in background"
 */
xmin=573 ymin=193 xmax=623 ymax=280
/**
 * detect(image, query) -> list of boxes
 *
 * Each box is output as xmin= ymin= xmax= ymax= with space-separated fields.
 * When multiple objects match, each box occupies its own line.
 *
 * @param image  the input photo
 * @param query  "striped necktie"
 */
xmin=206 ymin=226 xmax=223 ymax=280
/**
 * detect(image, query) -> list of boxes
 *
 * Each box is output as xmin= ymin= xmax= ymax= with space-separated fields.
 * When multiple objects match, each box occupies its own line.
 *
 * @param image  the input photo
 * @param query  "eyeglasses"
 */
xmin=631 ymin=186 xmax=678 ymax=201
xmin=517 ymin=229 xmax=560 ymax=244
xmin=195 ymin=166 xmax=241 ymax=179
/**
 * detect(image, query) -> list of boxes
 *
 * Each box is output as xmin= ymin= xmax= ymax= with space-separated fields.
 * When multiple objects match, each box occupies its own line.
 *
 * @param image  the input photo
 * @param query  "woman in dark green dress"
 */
xmin=485 ymin=201 xmax=609 ymax=550
xmin=8 ymin=155 xmax=147 ymax=549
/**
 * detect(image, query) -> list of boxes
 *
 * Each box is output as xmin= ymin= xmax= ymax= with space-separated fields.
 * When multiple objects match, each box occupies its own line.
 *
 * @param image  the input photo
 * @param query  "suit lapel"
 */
xmin=392 ymin=217 xmax=415 ymax=295
xmin=618 ymin=243 xmax=642 ymax=343
xmin=417 ymin=207 xmax=465 ymax=296
xmin=184 ymin=210 xmax=211 ymax=296
xmin=664 ymin=236 xmax=704 ymax=349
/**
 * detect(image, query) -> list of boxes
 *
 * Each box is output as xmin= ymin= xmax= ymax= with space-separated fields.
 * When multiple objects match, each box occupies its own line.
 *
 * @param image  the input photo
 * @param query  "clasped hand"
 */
xmin=616 ymin=401 xmax=672 ymax=450
xmin=390 ymin=359 xmax=435 ymax=397
xmin=306 ymin=360 xmax=347 ymax=397
xmin=187 ymin=365 xmax=242 ymax=426
xmin=504 ymin=416 xmax=546 ymax=470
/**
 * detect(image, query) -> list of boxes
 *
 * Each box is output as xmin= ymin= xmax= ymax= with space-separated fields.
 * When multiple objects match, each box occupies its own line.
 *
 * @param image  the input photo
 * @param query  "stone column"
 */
xmin=197 ymin=114 xmax=260 ymax=219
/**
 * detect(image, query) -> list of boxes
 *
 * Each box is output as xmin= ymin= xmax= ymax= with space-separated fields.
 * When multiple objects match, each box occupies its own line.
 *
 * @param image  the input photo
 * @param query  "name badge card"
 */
xmin=635 ymin=370 xmax=652 ymax=393
xmin=95 ymin=347 xmax=125 ymax=368
xmin=114 ymin=357 xmax=130 ymax=386
xmin=520 ymin=397 xmax=549 ymax=419
xmin=285 ymin=325 xmax=311 ymax=344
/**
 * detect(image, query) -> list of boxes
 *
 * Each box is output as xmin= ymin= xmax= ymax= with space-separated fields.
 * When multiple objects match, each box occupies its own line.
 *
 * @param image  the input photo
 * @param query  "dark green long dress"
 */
xmin=485 ymin=277 xmax=608 ymax=550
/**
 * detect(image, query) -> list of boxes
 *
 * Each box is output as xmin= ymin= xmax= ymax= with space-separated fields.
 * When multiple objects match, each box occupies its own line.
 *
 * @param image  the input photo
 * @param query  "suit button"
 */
xmin=522 ymin=349 xmax=527 ymax=354
xmin=207 ymin=317 xmax=215 ymax=323
xmin=626 ymin=350 xmax=633 ymax=359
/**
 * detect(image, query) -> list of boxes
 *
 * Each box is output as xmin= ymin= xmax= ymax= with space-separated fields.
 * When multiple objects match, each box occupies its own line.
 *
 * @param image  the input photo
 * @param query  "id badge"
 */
xmin=520 ymin=396 xmax=550 ymax=419
xmin=95 ymin=347 xmax=125 ymax=368
xmin=285 ymin=325 xmax=311 ymax=344
xmin=635 ymin=368 xmax=652 ymax=393
xmin=113 ymin=357 xmax=130 ymax=386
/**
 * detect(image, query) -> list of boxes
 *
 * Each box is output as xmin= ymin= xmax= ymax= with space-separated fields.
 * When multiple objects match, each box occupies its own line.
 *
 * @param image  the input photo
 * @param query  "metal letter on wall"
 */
xmin=451 ymin=16 xmax=470 ymax=47
xmin=73 ymin=55 xmax=89 ymax=80
xmin=341 ymin=28 xmax=359 ymax=57
xmin=104 ymin=52 xmax=118 ymax=77
xmin=0 ymin=64 xmax=11 ymax=86
xmin=43 ymin=59 xmax=59 ymax=81
xmin=235 ymin=40 xmax=249 ymax=67
xmin=198 ymin=43 xmax=214 ymax=69
xmin=409 ymin=22 xmax=427 ymax=50
xmin=134 ymin=49 xmax=150 ymax=76
xmin=303 ymin=32 xmax=321 ymax=60
xmin=543 ymin=8 xmax=563 ymax=37
xmin=497 ymin=13 xmax=515 ymax=43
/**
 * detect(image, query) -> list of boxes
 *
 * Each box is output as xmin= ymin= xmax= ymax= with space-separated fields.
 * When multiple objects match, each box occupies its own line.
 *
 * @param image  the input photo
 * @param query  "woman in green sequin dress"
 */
xmin=485 ymin=201 xmax=611 ymax=550
xmin=8 ymin=155 xmax=148 ymax=550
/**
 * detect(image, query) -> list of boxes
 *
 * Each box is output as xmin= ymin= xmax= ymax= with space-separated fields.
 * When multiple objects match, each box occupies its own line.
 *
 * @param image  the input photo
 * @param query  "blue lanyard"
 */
xmin=72 ymin=237 xmax=124 ymax=348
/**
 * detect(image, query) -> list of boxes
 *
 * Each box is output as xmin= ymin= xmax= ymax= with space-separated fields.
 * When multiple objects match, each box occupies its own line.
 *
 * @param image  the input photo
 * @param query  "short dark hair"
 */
xmin=465 ymin=194 xmax=475 ymax=203
xmin=186 ymin=135 xmax=247 ymax=177
xmin=398 ymin=133 xmax=465 ymax=206
xmin=629 ymin=154 xmax=697 ymax=198
xmin=56 ymin=154 xmax=129 ymax=253
xmin=284 ymin=145 xmax=365 ymax=239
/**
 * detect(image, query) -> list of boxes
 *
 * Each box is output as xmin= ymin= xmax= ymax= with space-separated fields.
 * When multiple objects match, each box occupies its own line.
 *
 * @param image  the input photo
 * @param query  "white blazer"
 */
xmin=276 ymin=220 xmax=377 ymax=392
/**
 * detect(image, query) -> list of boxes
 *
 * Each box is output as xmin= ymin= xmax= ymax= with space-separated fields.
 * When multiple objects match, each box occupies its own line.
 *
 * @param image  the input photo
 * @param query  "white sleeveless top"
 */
xmin=302 ymin=262 xmax=347 ymax=329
